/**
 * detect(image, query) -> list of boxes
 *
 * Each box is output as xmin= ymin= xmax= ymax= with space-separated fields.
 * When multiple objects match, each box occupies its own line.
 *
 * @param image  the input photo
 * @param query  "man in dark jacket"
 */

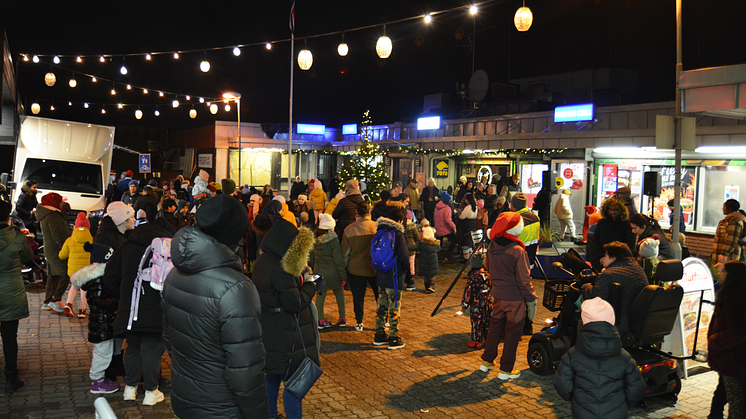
xmin=582 ymin=241 xmax=649 ymax=339
xmin=155 ymin=198 xmax=184 ymax=232
xmin=103 ymin=218 xmax=174 ymax=406
xmin=162 ymin=195 xmax=269 ymax=418
xmin=370 ymin=190 xmax=391 ymax=221
xmin=253 ymin=218 xmax=318 ymax=419
xmin=373 ymin=210 xmax=410 ymax=350
xmin=332 ymin=179 xmax=365 ymax=241
xmin=121 ymin=180 xmax=140 ymax=207
xmin=289 ymin=176 xmax=306 ymax=201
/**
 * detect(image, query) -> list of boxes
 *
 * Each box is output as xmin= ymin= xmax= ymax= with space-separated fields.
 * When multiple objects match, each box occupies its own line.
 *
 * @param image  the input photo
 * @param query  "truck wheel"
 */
xmin=527 ymin=342 xmax=553 ymax=375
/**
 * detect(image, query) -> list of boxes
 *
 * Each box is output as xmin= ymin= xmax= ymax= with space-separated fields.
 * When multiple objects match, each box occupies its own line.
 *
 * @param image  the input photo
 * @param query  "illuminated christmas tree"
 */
xmin=338 ymin=110 xmax=390 ymax=200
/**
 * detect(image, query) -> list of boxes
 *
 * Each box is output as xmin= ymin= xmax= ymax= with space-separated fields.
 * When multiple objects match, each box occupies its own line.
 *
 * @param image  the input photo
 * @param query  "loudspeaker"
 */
xmin=543 ymin=170 xmax=557 ymax=191
xmin=643 ymin=171 xmax=662 ymax=196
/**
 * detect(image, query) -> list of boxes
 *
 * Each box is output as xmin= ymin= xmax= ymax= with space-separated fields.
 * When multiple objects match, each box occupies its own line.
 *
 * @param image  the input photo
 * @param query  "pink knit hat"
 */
xmin=581 ymin=297 xmax=616 ymax=325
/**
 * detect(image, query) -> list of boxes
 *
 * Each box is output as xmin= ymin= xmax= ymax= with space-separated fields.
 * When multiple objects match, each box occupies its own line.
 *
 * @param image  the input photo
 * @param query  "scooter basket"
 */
xmin=543 ymin=280 xmax=573 ymax=312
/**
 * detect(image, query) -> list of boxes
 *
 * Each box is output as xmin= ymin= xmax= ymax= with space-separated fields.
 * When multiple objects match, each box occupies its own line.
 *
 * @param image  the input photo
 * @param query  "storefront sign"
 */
xmin=651 ymin=166 xmax=696 ymax=225
xmin=553 ymin=103 xmax=594 ymax=123
xmin=601 ymin=164 xmax=617 ymax=192
xmin=198 ymin=154 xmax=213 ymax=168
xmin=563 ymin=168 xmax=573 ymax=179
xmin=555 ymin=177 xmax=564 ymax=188
xmin=725 ymin=185 xmax=739 ymax=201
xmin=560 ymin=163 xmax=585 ymax=190
xmin=434 ymin=159 xmax=449 ymax=178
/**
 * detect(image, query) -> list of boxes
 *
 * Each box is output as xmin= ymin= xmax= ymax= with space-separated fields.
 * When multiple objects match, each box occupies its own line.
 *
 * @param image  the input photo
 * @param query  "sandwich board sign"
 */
xmin=661 ymin=257 xmax=715 ymax=378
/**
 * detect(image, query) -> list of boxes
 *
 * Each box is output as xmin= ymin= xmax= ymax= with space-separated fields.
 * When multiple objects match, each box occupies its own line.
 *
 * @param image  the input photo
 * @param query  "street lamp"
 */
xmin=223 ymin=92 xmax=242 ymax=186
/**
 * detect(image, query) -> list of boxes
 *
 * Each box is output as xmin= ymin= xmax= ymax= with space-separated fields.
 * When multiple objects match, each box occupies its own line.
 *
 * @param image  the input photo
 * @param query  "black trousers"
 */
xmin=347 ymin=271 xmax=378 ymax=324
xmin=1 ymin=320 xmax=20 ymax=372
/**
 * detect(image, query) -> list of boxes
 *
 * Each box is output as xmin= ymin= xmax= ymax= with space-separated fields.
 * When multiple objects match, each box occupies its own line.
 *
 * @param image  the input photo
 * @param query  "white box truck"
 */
xmin=12 ymin=116 xmax=115 ymax=215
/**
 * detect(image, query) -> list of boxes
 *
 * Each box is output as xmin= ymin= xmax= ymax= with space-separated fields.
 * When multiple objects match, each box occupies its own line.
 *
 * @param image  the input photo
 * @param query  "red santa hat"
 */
xmin=489 ymin=212 xmax=524 ymax=247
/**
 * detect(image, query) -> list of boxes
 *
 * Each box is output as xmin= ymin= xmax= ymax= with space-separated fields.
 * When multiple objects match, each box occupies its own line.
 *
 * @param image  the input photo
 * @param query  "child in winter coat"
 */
xmin=553 ymin=297 xmax=646 ymax=419
xmin=637 ymin=235 xmax=661 ymax=285
xmin=408 ymin=223 xmax=441 ymax=293
xmin=309 ymin=179 xmax=328 ymax=221
xmin=309 ymin=213 xmax=348 ymax=328
xmin=462 ymin=253 xmax=493 ymax=349
xmin=293 ymin=194 xmax=316 ymax=228
xmin=404 ymin=210 xmax=421 ymax=291
xmin=59 ymin=213 xmax=93 ymax=317
xmin=325 ymin=190 xmax=345 ymax=216
xmin=71 ymin=242 xmax=120 ymax=394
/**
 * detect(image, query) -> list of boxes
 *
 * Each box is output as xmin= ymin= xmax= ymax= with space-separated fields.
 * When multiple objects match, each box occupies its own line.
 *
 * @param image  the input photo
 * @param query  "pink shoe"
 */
xmin=63 ymin=303 xmax=74 ymax=317
xmin=318 ymin=319 xmax=332 ymax=329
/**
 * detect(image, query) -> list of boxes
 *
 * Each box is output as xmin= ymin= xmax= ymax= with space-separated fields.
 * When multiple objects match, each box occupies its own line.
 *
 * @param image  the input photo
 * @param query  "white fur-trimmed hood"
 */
xmin=376 ymin=217 xmax=405 ymax=233
xmin=70 ymin=263 xmax=107 ymax=288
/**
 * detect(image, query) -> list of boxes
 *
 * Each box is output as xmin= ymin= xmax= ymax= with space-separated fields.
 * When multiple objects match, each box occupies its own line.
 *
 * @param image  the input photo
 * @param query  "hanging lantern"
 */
xmin=44 ymin=72 xmax=57 ymax=86
xmin=69 ymin=78 xmax=77 ymax=88
xmin=297 ymin=49 xmax=313 ymax=70
xmin=189 ymin=109 xmax=197 ymax=119
xmin=224 ymin=104 xmax=231 ymax=112
xmin=376 ymin=36 xmax=392 ymax=59
xmin=172 ymin=100 xmax=180 ymax=108
xmin=135 ymin=109 xmax=143 ymax=120
xmin=200 ymin=60 xmax=210 ymax=72
xmin=210 ymin=104 xmax=218 ymax=114
xmin=338 ymin=43 xmax=348 ymax=57
xmin=514 ymin=6 xmax=533 ymax=32
xmin=31 ymin=103 xmax=41 ymax=114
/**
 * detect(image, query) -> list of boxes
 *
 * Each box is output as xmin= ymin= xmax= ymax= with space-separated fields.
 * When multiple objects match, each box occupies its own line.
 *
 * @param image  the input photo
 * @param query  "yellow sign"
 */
xmin=555 ymin=177 xmax=564 ymax=188
xmin=434 ymin=159 xmax=449 ymax=178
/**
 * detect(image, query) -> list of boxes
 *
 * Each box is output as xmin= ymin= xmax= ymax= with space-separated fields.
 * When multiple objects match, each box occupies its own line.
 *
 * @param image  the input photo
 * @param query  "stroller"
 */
xmin=527 ymin=253 xmax=689 ymax=402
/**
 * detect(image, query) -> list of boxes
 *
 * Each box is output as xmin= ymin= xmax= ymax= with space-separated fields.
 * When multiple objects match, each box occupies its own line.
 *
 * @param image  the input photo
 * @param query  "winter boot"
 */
xmin=5 ymin=369 xmax=25 ymax=394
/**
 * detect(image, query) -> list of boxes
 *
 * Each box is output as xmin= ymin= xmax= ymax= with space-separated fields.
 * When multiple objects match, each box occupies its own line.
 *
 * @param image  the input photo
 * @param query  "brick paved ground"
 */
xmin=0 ymin=259 xmax=722 ymax=418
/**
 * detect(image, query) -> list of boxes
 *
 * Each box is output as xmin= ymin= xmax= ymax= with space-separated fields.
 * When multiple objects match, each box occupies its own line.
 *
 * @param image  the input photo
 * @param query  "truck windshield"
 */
xmin=21 ymin=158 xmax=103 ymax=195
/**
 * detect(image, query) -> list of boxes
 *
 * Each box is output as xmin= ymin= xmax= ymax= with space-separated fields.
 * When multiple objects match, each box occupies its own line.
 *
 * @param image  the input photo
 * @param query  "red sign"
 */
xmin=563 ymin=168 xmax=573 ymax=179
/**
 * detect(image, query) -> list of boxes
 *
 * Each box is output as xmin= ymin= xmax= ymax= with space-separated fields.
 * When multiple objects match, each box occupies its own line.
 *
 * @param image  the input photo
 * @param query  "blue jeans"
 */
xmin=266 ymin=373 xmax=302 ymax=419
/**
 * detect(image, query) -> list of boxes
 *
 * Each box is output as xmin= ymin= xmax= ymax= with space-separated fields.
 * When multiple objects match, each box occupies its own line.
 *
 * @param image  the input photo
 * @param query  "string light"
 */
xmin=143 ymin=88 xmax=148 ymax=94
xmin=265 ymin=42 xmax=272 ymax=50
xmin=91 ymin=76 xmax=97 ymax=82
xmin=233 ymin=46 xmax=241 ymax=56
xmin=135 ymin=109 xmax=143 ymax=119
xmin=424 ymin=13 xmax=432 ymax=23
xmin=224 ymin=104 xmax=231 ymax=112
xmin=99 ymin=56 xmax=105 ymax=63
xmin=117 ymin=103 xmax=123 ymax=109
xmin=69 ymin=76 xmax=77 ymax=88
xmin=146 ymin=53 xmax=152 ymax=60
xmin=155 ymin=108 xmax=160 ymax=116
xmin=376 ymin=26 xmax=392 ymax=59
xmin=53 ymin=55 xmax=60 ymax=64
xmin=126 ymin=84 xmax=131 ymax=90
xmin=32 ymin=55 xmax=39 ymax=63
xmin=84 ymin=102 xmax=89 ymax=108
xmin=189 ymin=108 xmax=197 ymax=118
xmin=44 ymin=72 xmax=56 ymax=86
xmin=172 ymin=100 xmax=180 ymax=108
xmin=173 ymin=52 xmax=179 ymax=59
xmin=338 ymin=33 xmax=348 ymax=57
xmin=31 ymin=103 xmax=41 ymax=114
xmin=470 ymin=5 xmax=478 ymax=15
xmin=200 ymin=51 xmax=210 ymax=72
xmin=210 ymin=103 xmax=218 ymax=114
xmin=120 ymin=56 xmax=128 ymax=75
xmin=76 ymin=56 xmax=82 ymax=63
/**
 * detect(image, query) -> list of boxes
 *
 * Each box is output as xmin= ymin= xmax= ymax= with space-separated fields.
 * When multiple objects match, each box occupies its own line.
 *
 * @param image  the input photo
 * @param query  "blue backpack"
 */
xmin=371 ymin=229 xmax=397 ymax=272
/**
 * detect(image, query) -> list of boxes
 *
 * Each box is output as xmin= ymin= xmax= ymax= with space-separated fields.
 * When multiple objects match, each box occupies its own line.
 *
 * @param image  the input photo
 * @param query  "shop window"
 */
xmin=701 ymin=166 xmax=746 ymax=230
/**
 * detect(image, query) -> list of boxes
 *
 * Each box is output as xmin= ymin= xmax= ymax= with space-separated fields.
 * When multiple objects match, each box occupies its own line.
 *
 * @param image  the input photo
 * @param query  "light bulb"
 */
xmin=185 ymin=95 xmax=190 ymax=101
xmin=199 ymin=97 xmax=204 ymax=103
xmin=210 ymin=104 xmax=218 ymax=114
xmin=53 ymin=56 xmax=60 ymax=64
xmin=200 ymin=60 xmax=210 ymax=72
xmin=68 ymin=102 xmax=72 ymax=106
xmin=155 ymin=109 xmax=160 ymax=116
xmin=23 ymin=55 xmax=29 ymax=62
xmin=118 ymin=103 xmax=123 ymax=109
xmin=50 ymin=105 xmax=55 ymax=110
xmin=135 ymin=109 xmax=143 ymax=119
xmin=189 ymin=109 xmax=197 ymax=119
xmin=69 ymin=78 xmax=77 ymax=88
xmin=265 ymin=43 xmax=272 ymax=50
xmin=173 ymin=52 xmax=179 ymax=59
xmin=470 ymin=5 xmax=478 ymax=14
xmin=31 ymin=103 xmax=41 ymax=114
xmin=84 ymin=102 xmax=89 ymax=108
xmin=100 ymin=56 xmax=105 ymax=62
xmin=338 ymin=43 xmax=348 ymax=56
xmin=111 ymin=88 xmax=116 ymax=95
xmin=233 ymin=46 xmax=241 ymax=56
xmin=32 ymin=55 xmax=39 ymax=63
xmin=424 ymin=13 xmax=432 ymax=23
xmin=143 ymin=89 xmax=148 ymax=94
xmin=159 ymin=91 xmax=164 ymax=97
xmin=146 ymin=53 xmax=152 ymax=60
xmin=76 ymin=56 xmax=82 ymax=63
xmin=101 ymin=108 xmax=106 ymax=114
xmin=120 ymin=65 xmax=127 ymax=75
xmin=172 ymin=100 xmax=179 ymax=108
xmin=92 ymin=77 xmax=97 ymax=82
xmin=126 ymin=84 xmax=131 ymax=90
xmin=224 ymin=104 xmax=231 ymax=112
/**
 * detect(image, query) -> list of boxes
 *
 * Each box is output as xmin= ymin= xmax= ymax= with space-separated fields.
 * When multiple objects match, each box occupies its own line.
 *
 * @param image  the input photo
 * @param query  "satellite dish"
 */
xmin=468 ymin=70 xmax=489 ymax=103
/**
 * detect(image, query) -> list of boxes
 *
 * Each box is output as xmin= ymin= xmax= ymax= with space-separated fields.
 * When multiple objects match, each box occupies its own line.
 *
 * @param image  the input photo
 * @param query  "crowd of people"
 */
xmin=1 ymin=168 xmax=745 ymax=418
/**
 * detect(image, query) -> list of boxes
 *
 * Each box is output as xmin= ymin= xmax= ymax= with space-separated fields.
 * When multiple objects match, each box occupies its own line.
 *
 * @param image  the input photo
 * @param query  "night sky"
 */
xmin=3 ymin=0 xmax=745 ymax=131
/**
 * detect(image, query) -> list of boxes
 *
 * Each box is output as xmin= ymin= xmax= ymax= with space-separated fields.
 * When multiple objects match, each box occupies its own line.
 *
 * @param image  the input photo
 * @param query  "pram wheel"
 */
xmin=527 ymin=342 xmax=553 ymax=376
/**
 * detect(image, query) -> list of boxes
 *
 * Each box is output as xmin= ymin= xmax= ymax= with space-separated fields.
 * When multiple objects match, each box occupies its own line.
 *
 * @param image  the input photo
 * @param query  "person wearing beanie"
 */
xmin=434 ymin=191 xmax=458 ymax=261
xmin=408 ymin=220 xmax=440 ymax=294
xmin=332 ymin=179 xmax=365 ymax=242
xmin=121 ymin=180 xmax=141 ymax=207
xmin=582 ymin=241 xmax=649 ymax=338
xmin=221 ymin=179 xmax=237 ymax=196
xmin=0 ymin=199 xmax=34 ymax=394
xmin=309 ymin=178 xmax=328 ymax=221
xmin=117 ymin=170 xmax=134 ymax=192
xmin=58 ymin=212 xmax=94 ymax=317
xmin=553 ymin=297 xmax=645 ymax=419
xmin=480 ymin=212 xmax=536 ymax=380
xmin=637 ymin=235 xmax=661 ymax=284
xmin=37 ymin=192 xmax=72 ymax=313
xmin=553 ymin=189 xmax=576 ymax=242
xmin=162 ymin=192 xmax=269 ymax=417
xmin=71 ymin=242 xmax=121 ymax=395
xmin=309 ymin=213 xmax=348 ymax=329
xmin=252 ymin=216 xmax=317 ymax=418
xmin=462 ymin=252 xmax=493 ymax=349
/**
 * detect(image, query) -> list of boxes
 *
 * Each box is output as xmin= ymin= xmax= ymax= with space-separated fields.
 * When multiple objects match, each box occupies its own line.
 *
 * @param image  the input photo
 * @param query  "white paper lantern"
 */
xmin=210 ymin=104 xmax=218 ymax=114
xmin=200 ymin=60 xmax=210 ymax=72
xmin=135 ymin=109 xmax=143 ymax=120
xmin=189 ymin=109 xmax=197 ymax=119
xmin=44 ymin=72 xmax=56 ymax=86
xmin=31 ymin=103 xmax=41 ymax=114
xmin=69 ymin=78 xmax=77 ymax=88
xmin=376 ymin=36 xmax=392 ymax=59
xmin=514 ymin=6 xmax=533 ymax=32
xmin=297 ymin=49 xmax=313 ymax=70
xmin=172 ymin=100 xmax=180 ymax=108
xmin=338 ymin=43 xmax=349 ymax=57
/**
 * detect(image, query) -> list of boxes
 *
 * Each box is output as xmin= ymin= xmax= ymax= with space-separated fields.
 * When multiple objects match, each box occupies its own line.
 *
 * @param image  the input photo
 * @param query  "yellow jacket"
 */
xmin=281 ymin=203 xmax=298 ymax=227
xmin=309 ymin=188 xmax=327 ymax=212
xmin=59 ymin=227 xmax=93 ymax=276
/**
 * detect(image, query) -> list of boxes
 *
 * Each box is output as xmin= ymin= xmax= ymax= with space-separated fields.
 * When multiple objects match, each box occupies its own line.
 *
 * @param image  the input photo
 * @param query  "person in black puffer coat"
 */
xmin=72 ymin=243 xmax=120 ymax=394
xmin=581 ymin=241 xmax=649 ymax=339
xmin=133 ymin=186 xmax=159 ymax=222
xmin=103 ymin=218 xmax=174 ymax=405
xmin=14 ymin=180 xmax=38 ymax=235
xmin=332 ymin=180 xmax=365 ymax=241
xmin=553 ymin=297 xmax=646 ymax=419
xmin=252 ymin=219 xmax=317 ymax=419
xmin=163 ymin=195 xmax=268 ymax=419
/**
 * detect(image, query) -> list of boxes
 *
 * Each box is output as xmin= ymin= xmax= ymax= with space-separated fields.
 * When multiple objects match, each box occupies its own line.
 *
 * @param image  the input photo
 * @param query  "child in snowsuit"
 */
xmin=309 ymin=213 xmax=347 ymax=328
xmin=637 ymin=235 xmax=661 ymax=285
xmin=59 ymin=213 xmax=93 ymax=317
xmin=462 ymin=253 xmax=493 ymax=349
xmin=71 ymin=243 xmax=120 ymax=394
xmin=404 ymin=210 xmax=421 ymax=290
xmin=553 ymin=297 xmax=646 ymax=419
xmin=408 ymin=223 xmax=440 ymax=293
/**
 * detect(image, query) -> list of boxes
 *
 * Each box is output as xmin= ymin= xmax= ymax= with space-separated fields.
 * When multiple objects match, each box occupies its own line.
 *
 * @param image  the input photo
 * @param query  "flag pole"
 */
xmin=288 ymin=36 xmax=294 ymax=195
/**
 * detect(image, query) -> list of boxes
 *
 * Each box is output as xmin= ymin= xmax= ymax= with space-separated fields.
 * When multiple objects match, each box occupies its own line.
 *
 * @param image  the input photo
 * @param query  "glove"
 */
xmin=341 ymin=281 xmax=347 ymax=287
xmin=526 ymin=300 xmax=536 ymax=322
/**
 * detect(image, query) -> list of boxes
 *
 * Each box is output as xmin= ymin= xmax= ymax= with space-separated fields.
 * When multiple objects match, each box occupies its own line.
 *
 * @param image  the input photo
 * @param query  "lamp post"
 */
xmin=223 ymin=92 xmax=242 ymax=186
xmin=671 ymin=0 xmax=683 ymax=260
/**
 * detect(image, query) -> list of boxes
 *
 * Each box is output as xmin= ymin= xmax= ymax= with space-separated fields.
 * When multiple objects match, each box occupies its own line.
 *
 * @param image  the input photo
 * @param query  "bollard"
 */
xmin=94 ymin=397 xmax=118 ymax=419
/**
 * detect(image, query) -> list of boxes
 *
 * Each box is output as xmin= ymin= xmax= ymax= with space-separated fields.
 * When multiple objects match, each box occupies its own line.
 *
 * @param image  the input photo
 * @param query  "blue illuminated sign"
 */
xmin=417 ymin=116 xmax=441 ymax=130
xmin=297 ymin=123 xmax=326 ymax=135
xmin=342 ymin=124 xmax=357 ymax=135
xmin=554 ymin=103 xmax=594 ymax=123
